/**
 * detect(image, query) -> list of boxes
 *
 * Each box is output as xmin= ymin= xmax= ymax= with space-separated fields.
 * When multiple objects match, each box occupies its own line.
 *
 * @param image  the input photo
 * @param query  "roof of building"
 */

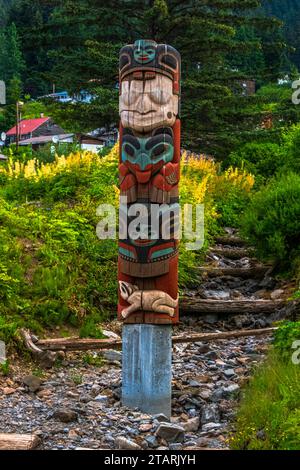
xmin=7 ymin=117 xmax=50 ymax=136
xmin=79 ymin=134 xmax=107 ymax=144
xmin=0 ymin=154 xmax=7 ymax=160
xmin=19 ymin=134 xmax=74 ymax=146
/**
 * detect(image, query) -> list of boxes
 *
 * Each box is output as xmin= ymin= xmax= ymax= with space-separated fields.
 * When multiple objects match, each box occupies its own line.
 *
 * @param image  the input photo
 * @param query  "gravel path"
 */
xmin=0 ymin=332 xmax=269 ymax=450
xmin=0 ymin=229 xmax=288 ymax=450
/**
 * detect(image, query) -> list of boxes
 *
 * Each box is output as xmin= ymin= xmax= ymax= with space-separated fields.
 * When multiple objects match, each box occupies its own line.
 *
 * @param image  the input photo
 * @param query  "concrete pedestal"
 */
xmin=122 ymin=324 xmax=172 ymax=418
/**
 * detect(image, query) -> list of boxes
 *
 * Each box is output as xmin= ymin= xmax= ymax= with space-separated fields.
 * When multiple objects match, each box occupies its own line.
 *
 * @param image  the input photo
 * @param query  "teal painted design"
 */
xmin=122 ymin=130 xmax=174 ymax=170
xmin=133 ymin=40 xmax=156 ymax=64
xmin=150 ymin=247 xmax=175 ymax=260
xmin=119 ymin=247 xmax=136 ymax=259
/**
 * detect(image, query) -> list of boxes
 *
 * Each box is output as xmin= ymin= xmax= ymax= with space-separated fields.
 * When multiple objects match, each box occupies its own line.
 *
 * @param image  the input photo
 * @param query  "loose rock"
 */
xmin=156 ymin=423 xmax=185 ymax=443
xmin=53 ymin=408 xmax=78 ymax=423
xmin=23 ymin=375 xmax=42 ymax=392
xmin=115 ymin=436 xmax=141 ymax=450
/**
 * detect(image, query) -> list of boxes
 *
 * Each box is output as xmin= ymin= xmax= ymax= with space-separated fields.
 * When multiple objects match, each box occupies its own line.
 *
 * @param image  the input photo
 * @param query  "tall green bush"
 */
xmin=241 ymin=172 xmax=300 ymax=266
xmin=224 ymin=142 xmax=285 ymax=182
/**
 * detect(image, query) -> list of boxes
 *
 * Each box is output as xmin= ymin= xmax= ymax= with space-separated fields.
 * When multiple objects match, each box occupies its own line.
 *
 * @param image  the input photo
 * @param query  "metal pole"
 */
xmin=16 ymin=101 xmax=19 ymax=151
xmin=122 ymin=324 xmax=172 ymax=418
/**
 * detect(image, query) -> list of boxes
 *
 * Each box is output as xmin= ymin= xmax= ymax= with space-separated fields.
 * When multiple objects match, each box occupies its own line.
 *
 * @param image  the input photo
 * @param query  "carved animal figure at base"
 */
xmin=119 ymin=281 xmax=178 ymax=319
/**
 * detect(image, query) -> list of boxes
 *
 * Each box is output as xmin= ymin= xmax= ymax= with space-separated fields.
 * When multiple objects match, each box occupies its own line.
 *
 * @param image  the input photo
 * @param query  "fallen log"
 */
xmin=180 ymin=299 xmax=285 ymax=315
xmin=215 ymin=236 xmax=248 ymax=247
xmin=210 ymin=247 xmax=254 ymax=259
xmin=36 ymin=337 xmax=122 ymax=351
xmin=0 ymin=434 xmax=40 ymax=450
xmin=21 ymin=327 xmax=277 ymax=354
xmin=196 ymin=265 xmax=272 ymax=279
xmin=20 ymin=329 xmax=59 ymax=368
xmin=20 ymin=328 xmax=43 ymax=355
xmin=172 ymin=327 xmax=277 ymax=344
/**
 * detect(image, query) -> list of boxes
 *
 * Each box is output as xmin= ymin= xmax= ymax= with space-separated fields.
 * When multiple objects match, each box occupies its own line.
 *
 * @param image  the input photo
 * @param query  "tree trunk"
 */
xmin=36 ymin=337 xmax=122 ymax=351
xmin=172 ymin=327 xmax=277 ymax=344
xmin=196 ymin=265 xmax=272 ymax=279
xmin=180 ymin=299 xmax=285 ymax=314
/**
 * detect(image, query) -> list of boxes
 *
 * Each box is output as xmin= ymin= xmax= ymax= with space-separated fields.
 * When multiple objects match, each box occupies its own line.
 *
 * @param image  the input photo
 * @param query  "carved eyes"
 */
xmin=122 ymin=139 xmax=173 ymax=164
xmin=124 ymin=143 xmax=136 ymax=158
xmin=121 ymin=90 xmax=172 ymax=106
xmin=149 ymin=90 xmax=171 ymax=105
xmin=121 ymin=91 xmax=140 ymax=106
xmin=152 ymin=143 xmax=168 ymax=157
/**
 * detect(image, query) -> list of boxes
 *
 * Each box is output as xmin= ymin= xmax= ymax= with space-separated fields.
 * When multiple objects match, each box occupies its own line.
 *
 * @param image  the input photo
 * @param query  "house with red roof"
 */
xmin=6 ymin=116 xmax=66 ymax=144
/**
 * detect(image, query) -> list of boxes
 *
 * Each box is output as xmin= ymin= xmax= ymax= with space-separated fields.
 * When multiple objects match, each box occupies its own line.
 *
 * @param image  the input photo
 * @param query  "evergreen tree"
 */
xmin=0 ymin=0 xmax=12 ymax=27
xmin=262 ymin=0 xmax=300 ymax=69
xmin=9 ymin=0 xmax=289 ymax=155
xmin=42 ymin=0 xmax=286 ymax=155
xmin=8 ymin=0 xmax=53 ymax=95
xmin=0 ymin=22 xmax=25 ymax=82
xmin=4 ymin=23 xmax=25 ymax=80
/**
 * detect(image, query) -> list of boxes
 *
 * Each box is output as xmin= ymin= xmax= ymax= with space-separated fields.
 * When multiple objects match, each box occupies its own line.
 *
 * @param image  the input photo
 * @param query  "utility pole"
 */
xmin=16 ymin=101 xmax=24 ymax=152
xmin=16 ymin=101 xmax=19 ymax=152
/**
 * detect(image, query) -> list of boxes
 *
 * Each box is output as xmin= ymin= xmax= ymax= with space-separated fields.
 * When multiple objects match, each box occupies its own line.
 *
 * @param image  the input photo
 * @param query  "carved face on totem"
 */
xmin=133 ymin=40 xmax=156 ymax=64
xmin=119 ymin=75 xmax=179 ymax=133
xmin=121 ymin=127 xmax=174 ymax=181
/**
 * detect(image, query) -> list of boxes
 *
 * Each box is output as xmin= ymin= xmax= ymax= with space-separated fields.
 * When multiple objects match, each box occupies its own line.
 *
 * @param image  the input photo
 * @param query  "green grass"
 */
xmin=230 ymin=349 xmax=300 ymax=450
xmin=0 ymin=149 xmax=254 ymax=343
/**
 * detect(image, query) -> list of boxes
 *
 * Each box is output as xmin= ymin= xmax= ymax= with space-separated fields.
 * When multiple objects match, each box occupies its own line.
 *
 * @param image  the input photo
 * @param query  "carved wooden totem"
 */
xmin=118 ymin=39 xmax=181 ymax=325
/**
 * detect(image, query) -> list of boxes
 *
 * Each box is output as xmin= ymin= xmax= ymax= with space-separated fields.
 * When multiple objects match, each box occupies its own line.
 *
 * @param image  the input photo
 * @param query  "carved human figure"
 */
xmin=120 ymin=75 xmax=179 ymax=133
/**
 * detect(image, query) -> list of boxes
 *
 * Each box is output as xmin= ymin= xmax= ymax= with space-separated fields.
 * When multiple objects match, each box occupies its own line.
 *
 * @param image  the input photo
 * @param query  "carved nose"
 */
xmin=139 ymin=153 xmax=150 ymax=170
xmin=137 ymin=93 xmax=152 ymax=113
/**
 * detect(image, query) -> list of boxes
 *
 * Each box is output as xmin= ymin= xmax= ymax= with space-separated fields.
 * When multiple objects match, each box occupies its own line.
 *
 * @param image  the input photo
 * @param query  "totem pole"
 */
xmin=119 ymin=40 xmax=181 ymax=417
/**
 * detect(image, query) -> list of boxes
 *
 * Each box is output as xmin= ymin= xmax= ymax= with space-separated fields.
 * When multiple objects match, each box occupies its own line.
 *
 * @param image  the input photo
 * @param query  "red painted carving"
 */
xmin=118 ymin=40 xmax=181 ymax=324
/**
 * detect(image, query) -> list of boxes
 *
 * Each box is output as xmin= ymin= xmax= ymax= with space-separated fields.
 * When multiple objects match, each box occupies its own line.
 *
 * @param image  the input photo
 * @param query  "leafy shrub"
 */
xmin=274 ymin=321 xmax=300 ymax=362
xmin=2 ymin=145 xmax=34 ymax=163
xmin=241 ymin=172 xmax=300 ymax=265
xmin=181 ymin=155 xmax=254 ymax=230
xmin=79 ymin=317 xmax=104 ymax=339
xmin=224 ymin=142 xmax=285 ymax=182
xmin=281 ymin=124 xmax=300 ymax=174
xmin=212 ymin=167 xmax=254 ymax=227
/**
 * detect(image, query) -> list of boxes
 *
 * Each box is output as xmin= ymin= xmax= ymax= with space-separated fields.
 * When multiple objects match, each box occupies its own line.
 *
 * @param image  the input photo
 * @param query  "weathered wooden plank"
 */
xmin=0 ymin=434 xmax=40 ymax=450
xmin=196 ymin=265 xmax=272 ymax=279
xmin=37 ymin=337 xmax=123 ymax=351
xmin=180 ymin=299 xmax=285 ymax=315
xmin=172 ymin=327 xmax=277 ymax=344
